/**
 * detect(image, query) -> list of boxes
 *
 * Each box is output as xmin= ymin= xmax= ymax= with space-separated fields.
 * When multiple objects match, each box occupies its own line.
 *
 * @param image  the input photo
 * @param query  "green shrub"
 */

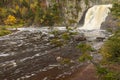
xmin=100 ymin=30 xmax=120 ymax=63
xmin=111 ymin=2 xmax=120 ymax=19
xmin=50 ymin=39 xmax=63 ymax=47
xmin=34 ymin=6 xmax=43 ymax=25
xmin=61 ymin=32 xmax=71 ymax=40
xmin=103 ymin=72 xmax=119 ymax=80
xmin=0 ymin=26 xmax=11 ymax=36
xmin=0 ymin=29 xmax=11 ymax=36
xmin=77 ymin=43 xmax=93 ymax=62
xmin=0 ymin=8 xmax=8 ymax=18
xmin=76 ymin=43 xmax=92 ymax=53
xmin=50 ymin=30 xmax=59 ymax=38
xmin=61 ymin=58 xmax=71 ymax=64
xmin=78 ymin=53 xmax=93 ymax=62
xmin=97 ymin=66 xmax=120 ymax=80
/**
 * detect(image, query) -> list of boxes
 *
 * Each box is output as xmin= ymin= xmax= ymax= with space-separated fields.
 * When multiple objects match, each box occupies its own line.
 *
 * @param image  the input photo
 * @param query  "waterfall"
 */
xmin=79 ymin=4 xmax=112 ymax=30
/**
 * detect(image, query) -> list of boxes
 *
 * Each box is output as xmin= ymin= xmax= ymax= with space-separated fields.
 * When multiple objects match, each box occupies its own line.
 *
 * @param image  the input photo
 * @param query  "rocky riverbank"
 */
xmin=0 ymin=28 xmax=111 ymax=80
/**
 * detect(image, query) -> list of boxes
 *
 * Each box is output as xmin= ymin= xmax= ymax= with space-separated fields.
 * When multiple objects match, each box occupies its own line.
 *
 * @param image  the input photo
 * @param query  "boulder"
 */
xmin=96 ymin=37 xmax=105 ymax=41
xmin=73 ymin=34 xmax=86 ymax=41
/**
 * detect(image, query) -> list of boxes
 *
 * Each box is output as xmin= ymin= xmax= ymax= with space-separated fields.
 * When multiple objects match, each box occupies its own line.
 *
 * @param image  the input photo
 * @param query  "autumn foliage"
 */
xmin=4 ymin=15 xmax=17 ymax=25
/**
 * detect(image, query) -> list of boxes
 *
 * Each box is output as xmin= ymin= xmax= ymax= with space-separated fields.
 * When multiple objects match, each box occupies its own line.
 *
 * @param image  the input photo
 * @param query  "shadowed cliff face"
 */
xmin=79 ymin=8 xmax=89 ymax=26
xmin=101 ymin=14 xmax=120 ymax=31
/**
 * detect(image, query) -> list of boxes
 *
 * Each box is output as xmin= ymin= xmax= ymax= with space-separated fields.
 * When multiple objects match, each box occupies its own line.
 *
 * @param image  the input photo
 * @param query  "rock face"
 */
xmin=46 ymin=0 xmax=116 ymax=26
xmin=72 ymin=34 xmax=86 ymax=41
xmin=38 ymin=0 xmax=119 ymax=27
xmin=96 ymin=37 xmax=106 ymax=41
xmin=101 ymin=14 xmax=120 ymax=31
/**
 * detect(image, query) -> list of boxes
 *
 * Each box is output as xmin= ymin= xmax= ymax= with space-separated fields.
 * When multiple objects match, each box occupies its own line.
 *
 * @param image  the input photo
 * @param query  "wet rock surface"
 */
xmin=0 ymin=28 xmax=111 ymax=80
xmin=72 ymin=34 xmax=86 ymax=41
xmin=0 ymin=30 xmax=84 ymax=80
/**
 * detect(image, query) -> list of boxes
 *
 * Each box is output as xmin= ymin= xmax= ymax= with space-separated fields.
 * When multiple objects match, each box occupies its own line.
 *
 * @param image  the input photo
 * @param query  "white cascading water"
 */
xmin=79 ymin=4 xmax=112 ymax=30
